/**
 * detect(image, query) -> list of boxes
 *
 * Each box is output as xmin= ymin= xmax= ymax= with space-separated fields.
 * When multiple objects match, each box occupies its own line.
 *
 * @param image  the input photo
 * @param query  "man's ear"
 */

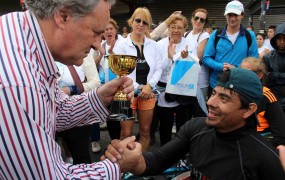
xmin=54 ymin=8 xmax=72 ymax=28
xmin=257 ymin=72 xmax=263 ymax=80
xmin=242 ymin=103 xmax=257 ymax=119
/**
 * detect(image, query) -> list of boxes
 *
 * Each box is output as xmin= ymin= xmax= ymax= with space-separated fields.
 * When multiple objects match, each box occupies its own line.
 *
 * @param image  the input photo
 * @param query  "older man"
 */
xmin=202 ymin=0 xmax=258 ymax=94
xmin=0 ymin=0 xmax=134 ymax=179
xmin=104 ymin=68 xmax=285 ymax=179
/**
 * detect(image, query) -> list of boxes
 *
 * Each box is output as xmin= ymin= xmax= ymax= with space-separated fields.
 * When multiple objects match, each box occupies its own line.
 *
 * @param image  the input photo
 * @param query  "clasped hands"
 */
xmin=101 ymin=136 xmax=146 ymax=175
xmin=137 ymin=84 xmax=154 ymax=100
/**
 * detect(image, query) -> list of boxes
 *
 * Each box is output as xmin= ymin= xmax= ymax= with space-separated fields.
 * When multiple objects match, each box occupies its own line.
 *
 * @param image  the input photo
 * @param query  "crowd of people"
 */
xmin=1 ymin=0 xmax=285 ymax=179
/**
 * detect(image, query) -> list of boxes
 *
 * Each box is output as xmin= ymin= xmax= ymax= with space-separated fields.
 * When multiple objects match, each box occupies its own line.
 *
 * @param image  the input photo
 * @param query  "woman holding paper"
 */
xmin=156 ymin=14 xmax=205 ymax=145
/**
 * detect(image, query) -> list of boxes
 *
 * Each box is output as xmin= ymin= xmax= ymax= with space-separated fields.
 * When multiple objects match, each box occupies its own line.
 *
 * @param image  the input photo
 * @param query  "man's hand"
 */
xmin=101 ymin=136 xmax=146 ymax=174
xmin=61 ymin=87 xmax=71 ymax=96
xmin=97 ymin=76 xmax=134 ymax=106
xmin=223 ymin=63 xmax=235 ymax=71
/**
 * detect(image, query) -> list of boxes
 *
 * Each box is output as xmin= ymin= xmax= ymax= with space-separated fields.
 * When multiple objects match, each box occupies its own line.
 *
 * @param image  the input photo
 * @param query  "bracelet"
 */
xmin=147 ymin=83 xmax=155 ymax=91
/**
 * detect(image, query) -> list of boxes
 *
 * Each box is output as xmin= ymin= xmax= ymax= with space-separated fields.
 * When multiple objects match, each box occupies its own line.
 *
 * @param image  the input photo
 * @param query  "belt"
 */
xmin=157 ymin=81 xmax=166 ymax=88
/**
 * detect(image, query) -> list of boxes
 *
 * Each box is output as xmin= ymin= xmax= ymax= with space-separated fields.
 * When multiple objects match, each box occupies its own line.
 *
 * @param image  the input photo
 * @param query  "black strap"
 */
xmin=184 ymin=31 xmax=191 ymax=38
xmin=197 ymin=30 xmax=205 ymax=42
xmin=214 ymin=29 xmax=223 ymax=50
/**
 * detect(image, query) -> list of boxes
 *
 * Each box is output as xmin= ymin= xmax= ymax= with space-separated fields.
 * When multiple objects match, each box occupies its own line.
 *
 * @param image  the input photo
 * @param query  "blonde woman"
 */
xmin=114 ymin=7 xmax=162 ymax=151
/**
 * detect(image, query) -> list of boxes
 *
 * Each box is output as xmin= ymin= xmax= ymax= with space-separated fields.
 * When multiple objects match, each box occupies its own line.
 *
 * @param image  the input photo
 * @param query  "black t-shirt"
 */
xmin=143 ymin=117 xmax=285 ymax=180
xmin=133 ymin=43 xmax=150 ymax=85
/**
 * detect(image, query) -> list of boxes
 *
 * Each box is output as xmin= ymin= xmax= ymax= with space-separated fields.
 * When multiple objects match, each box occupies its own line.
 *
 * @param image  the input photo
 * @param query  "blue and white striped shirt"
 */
xmin=0 ymin=11 xmax=120 ymax=179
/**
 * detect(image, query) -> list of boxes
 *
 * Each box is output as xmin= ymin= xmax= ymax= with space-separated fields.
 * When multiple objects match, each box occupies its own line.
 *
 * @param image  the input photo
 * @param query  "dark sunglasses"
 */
xmin=193 ymin=16 xmax=206 ymax=23
xmin=134 ymin=18 xmax=149 ymax=26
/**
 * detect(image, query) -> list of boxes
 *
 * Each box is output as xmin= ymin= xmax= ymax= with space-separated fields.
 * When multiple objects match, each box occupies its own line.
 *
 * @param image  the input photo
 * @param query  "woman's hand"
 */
xmin=168 ymin=39 xmax=176 ymax=60
xmin=138 ymin=84 xmax=154 ymax=100
xmin=108 ymin=39 xmax=116 ymax=54
xmin=180 ymin=45 xmax=188 ymax=59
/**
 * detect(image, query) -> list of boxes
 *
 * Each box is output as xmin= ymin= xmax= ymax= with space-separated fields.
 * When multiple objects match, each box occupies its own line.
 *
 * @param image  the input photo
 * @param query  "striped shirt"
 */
xmin=0 ymin=11 xmax=120 ymax=179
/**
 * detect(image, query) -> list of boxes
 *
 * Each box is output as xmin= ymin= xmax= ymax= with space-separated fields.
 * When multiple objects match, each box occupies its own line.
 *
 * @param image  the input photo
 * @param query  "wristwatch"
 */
xmin=69 ymin=86 xmax=79 ymax=95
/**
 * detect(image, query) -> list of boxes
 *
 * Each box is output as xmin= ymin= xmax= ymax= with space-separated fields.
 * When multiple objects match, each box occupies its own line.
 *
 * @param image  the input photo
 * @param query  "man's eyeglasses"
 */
xmin=193 ymin=16 xmax=206 ymax=23
xmin=134 ymin=19 xmax=149 ymax=26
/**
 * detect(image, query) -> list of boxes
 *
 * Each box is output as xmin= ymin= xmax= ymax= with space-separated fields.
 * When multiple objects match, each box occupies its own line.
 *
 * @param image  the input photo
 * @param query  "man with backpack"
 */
xmin=202 ymin=0 xmax=258 ymax=95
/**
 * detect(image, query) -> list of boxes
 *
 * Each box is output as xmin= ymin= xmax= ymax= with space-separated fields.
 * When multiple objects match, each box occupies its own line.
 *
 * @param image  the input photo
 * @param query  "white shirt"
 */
xmin=156 ymin=37 xmax=189 ymax=107
xmin=185 ymin=30 xmax=210 ymax=88
xmin=113 ymin=33 xmax=163 ymax=89
xmin=258 ymin=44 xmax=270 ymax=55
xmin=264 ymin=39 xmax=274 ymax=50
xmin=100 ymin=37 xmax=124 ymax=83
xmin=57 ymin=54 xmax=101 ymax=91
xmin=226 ymin=31 xmax=239 ymax=45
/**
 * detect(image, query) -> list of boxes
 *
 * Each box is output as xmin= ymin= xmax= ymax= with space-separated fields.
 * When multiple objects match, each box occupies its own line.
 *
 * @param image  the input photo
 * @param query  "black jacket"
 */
xmin=143 ymin=117 xmax=285 ymax=180
xmin=263 ymin=50 xmax=285 ymax=110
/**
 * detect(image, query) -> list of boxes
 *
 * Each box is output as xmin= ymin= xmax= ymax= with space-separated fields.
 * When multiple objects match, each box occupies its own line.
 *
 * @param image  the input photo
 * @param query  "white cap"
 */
xmin=224 ymin=0 xmax=244 ymax=16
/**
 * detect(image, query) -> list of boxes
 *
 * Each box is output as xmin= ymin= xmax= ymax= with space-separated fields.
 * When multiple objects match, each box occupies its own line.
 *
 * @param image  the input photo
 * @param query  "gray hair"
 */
xmin=25 ymin=0 xmax=115 ymax=19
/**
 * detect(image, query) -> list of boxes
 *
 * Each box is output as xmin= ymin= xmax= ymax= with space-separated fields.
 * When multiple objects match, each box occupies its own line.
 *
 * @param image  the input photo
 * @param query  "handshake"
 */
xmin=101 ymin=136 xmax=147 ymax=175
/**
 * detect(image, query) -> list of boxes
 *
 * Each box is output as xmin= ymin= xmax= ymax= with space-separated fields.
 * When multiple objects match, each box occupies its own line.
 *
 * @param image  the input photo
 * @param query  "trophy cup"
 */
xmin=107 ymin=54 xmax=137 ymax=121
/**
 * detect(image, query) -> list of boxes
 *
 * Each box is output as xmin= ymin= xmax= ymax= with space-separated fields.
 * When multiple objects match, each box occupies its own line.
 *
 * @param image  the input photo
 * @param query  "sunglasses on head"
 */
xmin=193 ymin=16 xmax=206 ymax=23
xmin=134 ymin=18 xmax=149 ymax=26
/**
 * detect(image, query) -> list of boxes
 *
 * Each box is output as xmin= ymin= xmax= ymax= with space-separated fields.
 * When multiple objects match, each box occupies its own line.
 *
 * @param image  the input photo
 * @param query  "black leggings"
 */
xmin=60 ymin=125 xmax=92 ymax=164
xmin=158 ymin=103 xmax=206 ymax=146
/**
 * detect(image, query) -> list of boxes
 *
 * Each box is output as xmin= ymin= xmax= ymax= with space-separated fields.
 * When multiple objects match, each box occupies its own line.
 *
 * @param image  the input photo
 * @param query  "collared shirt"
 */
xmin=0 ymin=11 xmax=120 ymax=179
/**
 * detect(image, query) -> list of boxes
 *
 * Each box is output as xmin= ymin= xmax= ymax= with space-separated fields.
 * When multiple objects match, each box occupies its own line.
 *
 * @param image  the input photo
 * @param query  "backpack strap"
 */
xmin=244 ymin=30 xmax=252 ymax=49
xmin=214 ymin=29 xmax=223 ymax=49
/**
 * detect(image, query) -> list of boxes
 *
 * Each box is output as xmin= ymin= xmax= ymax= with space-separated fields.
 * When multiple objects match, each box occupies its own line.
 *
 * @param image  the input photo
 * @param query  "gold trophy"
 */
xmin=107 ymin=54 xmax=137 ymax=121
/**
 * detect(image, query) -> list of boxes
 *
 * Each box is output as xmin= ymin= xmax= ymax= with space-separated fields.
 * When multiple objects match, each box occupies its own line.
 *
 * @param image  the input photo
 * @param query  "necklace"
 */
xmin=131 ymin=34 xmax=144 ymax=44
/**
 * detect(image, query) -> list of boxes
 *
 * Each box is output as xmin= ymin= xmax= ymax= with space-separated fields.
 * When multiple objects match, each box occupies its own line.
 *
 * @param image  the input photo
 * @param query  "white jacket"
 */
xmin=113 ymin=34 xmax=162 ymax=88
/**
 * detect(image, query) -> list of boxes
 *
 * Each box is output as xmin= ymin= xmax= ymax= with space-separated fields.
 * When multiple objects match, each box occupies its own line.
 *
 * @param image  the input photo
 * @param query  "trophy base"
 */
xmin=108 ymin=100 xmax=134 ymax=121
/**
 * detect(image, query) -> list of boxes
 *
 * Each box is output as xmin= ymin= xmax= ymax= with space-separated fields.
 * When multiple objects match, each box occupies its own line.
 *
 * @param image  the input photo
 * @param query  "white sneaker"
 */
xmin=91 ymin=141 xmax=101 ymax=153
xmin=100 ymin=122 xmax=107 ymax=129
xmin=65 ymin=157 xmax=73 ymax=164
xmin=172 ymin=125 xmax=176 ymax=134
